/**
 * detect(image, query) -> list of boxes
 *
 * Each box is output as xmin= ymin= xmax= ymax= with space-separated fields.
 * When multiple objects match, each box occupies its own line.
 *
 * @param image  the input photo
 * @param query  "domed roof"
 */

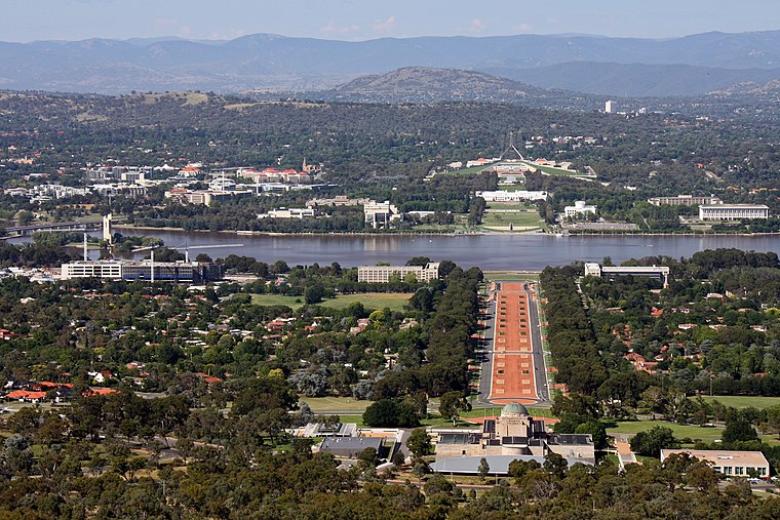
xmin=500 ymin=402 xmax=529 ymax=417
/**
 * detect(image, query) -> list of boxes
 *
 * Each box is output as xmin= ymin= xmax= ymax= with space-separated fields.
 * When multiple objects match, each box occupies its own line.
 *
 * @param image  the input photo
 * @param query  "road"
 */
xmin=475 ymin=291 xmax=496 ymax=406
xmin=525 ymin=282 xmax=551 ymax=405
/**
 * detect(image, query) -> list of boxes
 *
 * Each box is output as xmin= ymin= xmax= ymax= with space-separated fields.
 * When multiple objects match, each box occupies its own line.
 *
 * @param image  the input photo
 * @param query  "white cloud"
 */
xmin=469 ymin=18 xmax=486 ymax=33
xmin=320 ymin=21 xmax=361 ymax=36
xmin=372 ymin=15 xmax=397 ymax=35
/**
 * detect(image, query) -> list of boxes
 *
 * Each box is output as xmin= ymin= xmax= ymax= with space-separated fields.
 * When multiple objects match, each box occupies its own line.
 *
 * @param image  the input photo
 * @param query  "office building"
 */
xmin=605 ymin=100 xmax=615 ymax=114
xmin=647 ymin=195 xmax=722 ymax=207
xmin=584 ymin=263 xmax=670 ymax=287
xmin=164 ymin=188 xmax=252 ymax=207
xmin=660 ymin=449 xmax=769 ymax=478
xmin=61 ymin=260 xmax=220 ymax=283
xmin=699 ymin=204 xmax=769 ymax=221
xmin=357 ymin=263 xmax=440 ymax=283
xmin=364 ymin=200 xmax=401 ymax=228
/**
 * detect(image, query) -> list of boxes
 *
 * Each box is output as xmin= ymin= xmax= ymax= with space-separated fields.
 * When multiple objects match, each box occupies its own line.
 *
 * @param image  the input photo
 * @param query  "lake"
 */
xmin=113 ymin=230 xmax=780 ymax=270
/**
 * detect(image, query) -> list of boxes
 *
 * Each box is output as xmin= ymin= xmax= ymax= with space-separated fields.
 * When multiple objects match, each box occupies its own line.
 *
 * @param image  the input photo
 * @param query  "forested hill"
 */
xmin=0 ymin=90 xmax=779 ymax=191
xmin=313 ymin=67 xmax=600 ymax=109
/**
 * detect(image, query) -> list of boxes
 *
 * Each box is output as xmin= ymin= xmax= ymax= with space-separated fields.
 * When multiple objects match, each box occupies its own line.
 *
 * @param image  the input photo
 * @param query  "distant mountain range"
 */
xmin=2 ymin=31 xmax=780 ymax=97
xmin=484 ymin=62 xmax=780 ymax=97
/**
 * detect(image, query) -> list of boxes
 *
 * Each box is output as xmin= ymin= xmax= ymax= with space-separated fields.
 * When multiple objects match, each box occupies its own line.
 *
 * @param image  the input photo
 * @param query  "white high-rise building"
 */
xmin=605 ymin=100 xmax=615 ymax=114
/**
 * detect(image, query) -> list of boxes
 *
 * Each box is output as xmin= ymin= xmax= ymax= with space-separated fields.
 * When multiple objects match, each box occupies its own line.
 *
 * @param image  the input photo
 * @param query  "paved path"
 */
xmin=476 ymin=280 xmax=550 ymax=406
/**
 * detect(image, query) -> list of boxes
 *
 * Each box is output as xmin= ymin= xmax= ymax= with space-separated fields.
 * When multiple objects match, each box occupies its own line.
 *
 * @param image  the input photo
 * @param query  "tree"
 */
xmin=438 ymin=391 xmax=471 ymax=423
xmin=406 ymin=257 xmax=431 ymax=267
xmin=304 ymin=283 xmax=325 ymax=305
xmin=630 ymin=426 xmax=679 ymax=457
xmin=575 ymin=421 xmax=608 ymax=450
xmin=478 ymin=457 xmax=490 ymax=480
xmin=363 ymin=399 xmax=419 ymax=427
xmin=358 ymin=447 xmax=379 ymax=467
xmin=406 ymin=428 xmax=432 ymax=458
xmin=765 ymin=404 xmax=780 ymax=437
xmin=722 ymin=415 xmax=758 ymax=443
xmin=543 ymin=452 xmax=568 ymax=479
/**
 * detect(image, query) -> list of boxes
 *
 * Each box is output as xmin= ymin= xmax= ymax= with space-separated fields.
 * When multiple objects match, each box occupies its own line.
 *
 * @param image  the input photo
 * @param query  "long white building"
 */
xmin=699 ymin=204 xmax=769 ymax=221
xmin=585 ymin=263 xmax=670 ymax=287
xmin=357 ymin=263 xmax=440 ymax=283
xmin=61 ymin=260 xmax=219 ymax=283
xmin=648 ymin=195 xmax=721 ymax=207
xmin=475 ymin=190 xmax=548 ymax=202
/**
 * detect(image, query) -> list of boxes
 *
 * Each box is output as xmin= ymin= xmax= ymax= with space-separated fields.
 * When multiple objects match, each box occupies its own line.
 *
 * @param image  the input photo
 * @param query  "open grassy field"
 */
xmin=480 ymin=205 xmax=543 ymax=231
xmin=250 ymin=292 xmax=411 ymax=311
xmin=300 ymin=397 xmax=372 ymax=414
xmin=701 ymin=395 xmax=780 ymax=410
xmin=608 ymin=419 xmax=780 ymax=446
xmin=608 ymin=420 xmax=726 ymax=443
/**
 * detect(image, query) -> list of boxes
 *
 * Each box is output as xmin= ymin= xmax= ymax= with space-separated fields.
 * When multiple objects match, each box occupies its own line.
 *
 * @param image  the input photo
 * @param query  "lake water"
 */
xmin=113 ymin=230 xmax=780 ymax=270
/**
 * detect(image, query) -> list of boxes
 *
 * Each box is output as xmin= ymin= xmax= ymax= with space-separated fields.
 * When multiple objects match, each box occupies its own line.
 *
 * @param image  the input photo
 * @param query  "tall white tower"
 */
xmin=605 ymin=100 xmax=615 ymax=114
xmin=102 ymin=213 xmax=113 ymax=243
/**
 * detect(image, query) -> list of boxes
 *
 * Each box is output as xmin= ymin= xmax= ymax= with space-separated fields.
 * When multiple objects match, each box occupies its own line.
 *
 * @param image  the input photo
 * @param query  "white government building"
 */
xmin=564 ymin=200 xmax=597 ymax=218
xmin=699 ymin=204 xmax=769 ymax=221
xmin=475 ymin=190 xmax=548 ymax=202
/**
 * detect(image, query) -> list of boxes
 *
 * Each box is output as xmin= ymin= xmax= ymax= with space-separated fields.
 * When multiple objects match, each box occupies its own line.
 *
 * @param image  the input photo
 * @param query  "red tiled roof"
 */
xmin=196 ymin=372 xmax=223 ymax=385
xmin=5 ymin=390 xmax=47 ymax=400
xmin=84 ymin=387 xmax=119 ymax=396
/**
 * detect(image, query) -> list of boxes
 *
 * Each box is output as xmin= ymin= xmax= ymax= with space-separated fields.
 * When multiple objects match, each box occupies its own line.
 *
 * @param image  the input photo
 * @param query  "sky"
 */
xmin=2 ymin=0 xmax=779 ymax=42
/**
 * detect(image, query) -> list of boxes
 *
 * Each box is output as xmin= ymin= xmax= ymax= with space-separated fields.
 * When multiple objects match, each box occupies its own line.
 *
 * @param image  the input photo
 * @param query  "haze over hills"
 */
xmin=485 ymin=62 xmax=780 ymax=97
xmin=1 ymin=30 xmax=780 ymax=97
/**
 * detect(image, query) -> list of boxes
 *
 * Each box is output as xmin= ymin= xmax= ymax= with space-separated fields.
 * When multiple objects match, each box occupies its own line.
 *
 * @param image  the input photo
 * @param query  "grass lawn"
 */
xmin=463 ymin=405 xmax=554 ymax=418
xmin=480 ymin=206 xmax=543 ymax=231
xmin=300 ymin=397 xmax=372 ymax=414
xmin=521 ymin=160 xmax=586 ymax=177
xmin=484 ymin=271 xmax=541 ymax=281
xmin=250 ymin=293 xmax=306 ymax=309
xmin=701 ymin=395 xmax=780 ymax=410
xmin=251 ymin=292 xmax=412 ymax=311
xmin=608 ymin=420 xmax=725 ymax=443
xmin=499 ymin=183 xmax=528 ymax=192
xmin=485 ymin=203 xmax=533 ymax=211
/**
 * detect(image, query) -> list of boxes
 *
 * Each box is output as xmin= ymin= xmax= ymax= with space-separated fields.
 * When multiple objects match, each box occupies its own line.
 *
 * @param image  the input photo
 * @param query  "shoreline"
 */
xmin=114 ymin=224 xmax=780 ymax=239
